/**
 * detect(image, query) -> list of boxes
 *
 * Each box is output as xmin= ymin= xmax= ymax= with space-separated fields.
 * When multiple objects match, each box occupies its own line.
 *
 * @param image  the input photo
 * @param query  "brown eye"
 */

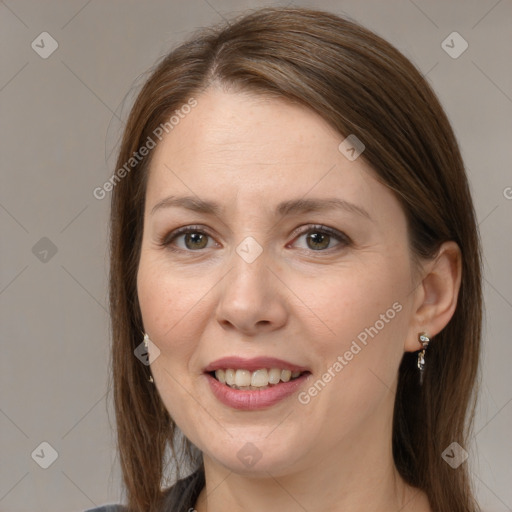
xmin=182 ymin=232 xmax=209 ymax=250
xmin=306 ymin=232 xmax=331 ymax=251
xmin=291 ymin=225 xmax=350 ymax=252
xmin=160 ymin=227 xmax=216 ymax=252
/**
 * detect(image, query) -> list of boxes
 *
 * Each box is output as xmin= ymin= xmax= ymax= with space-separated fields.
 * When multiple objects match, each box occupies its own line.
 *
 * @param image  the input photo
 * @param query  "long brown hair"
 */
xmin=109 ymin=7 xmax=482 ymax=511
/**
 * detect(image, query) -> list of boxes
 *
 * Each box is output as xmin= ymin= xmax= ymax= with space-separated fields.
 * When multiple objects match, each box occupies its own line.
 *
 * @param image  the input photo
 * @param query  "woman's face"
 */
xmin=137 ymin=87 xmax=422 ymax=476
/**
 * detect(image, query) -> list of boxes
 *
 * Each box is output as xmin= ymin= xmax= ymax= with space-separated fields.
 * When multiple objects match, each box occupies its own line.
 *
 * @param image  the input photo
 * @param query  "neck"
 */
xmin=195 ymin=461 xmax=412 ymax=512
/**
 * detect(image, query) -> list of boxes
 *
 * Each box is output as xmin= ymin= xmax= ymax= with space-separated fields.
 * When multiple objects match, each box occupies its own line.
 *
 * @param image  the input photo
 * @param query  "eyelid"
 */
xmin=158 ymin=224 xmax=216 ymax=249
xmin=159 ymin=224 xmax=351 ymax=252
xmin=290 ymin=224 xmax=350 ymax=244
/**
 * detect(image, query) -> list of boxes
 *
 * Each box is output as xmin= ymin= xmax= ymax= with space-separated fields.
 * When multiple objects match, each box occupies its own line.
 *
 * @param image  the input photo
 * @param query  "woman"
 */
xmin=88 ymin=6 xmax=482 ymax=512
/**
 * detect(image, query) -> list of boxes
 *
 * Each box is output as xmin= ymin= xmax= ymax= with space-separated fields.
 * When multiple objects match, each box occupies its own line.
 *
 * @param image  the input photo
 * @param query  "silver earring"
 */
xmin=143 ymin=333 xmax=154 ymax=383
xmin=417 ymin=333 xmax=430 ymax=385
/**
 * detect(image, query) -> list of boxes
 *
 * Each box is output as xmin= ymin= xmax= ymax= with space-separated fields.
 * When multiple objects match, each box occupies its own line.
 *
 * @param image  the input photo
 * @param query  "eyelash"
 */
xmin=158 ymin=224 xmax=352 ymax=254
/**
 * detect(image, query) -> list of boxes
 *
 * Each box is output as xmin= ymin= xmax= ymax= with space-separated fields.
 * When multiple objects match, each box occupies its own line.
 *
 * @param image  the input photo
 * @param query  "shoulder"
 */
xmin=84 ymin=468 xmax=205 ymax=512
xmin=84 ymin=505 xmax=127 ymax=512
xmin=161 ymin=467 xmax=205 ymax=510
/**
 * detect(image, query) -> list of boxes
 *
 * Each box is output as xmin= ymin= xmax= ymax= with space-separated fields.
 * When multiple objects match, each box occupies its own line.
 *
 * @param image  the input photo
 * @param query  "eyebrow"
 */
xmin=150 ymin=195 xmax=373 ymax=222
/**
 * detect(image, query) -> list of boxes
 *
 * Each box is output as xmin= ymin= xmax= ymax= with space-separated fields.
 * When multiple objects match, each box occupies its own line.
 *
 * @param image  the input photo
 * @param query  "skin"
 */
xmin=137 ymin=87 xmax=461 ymax=512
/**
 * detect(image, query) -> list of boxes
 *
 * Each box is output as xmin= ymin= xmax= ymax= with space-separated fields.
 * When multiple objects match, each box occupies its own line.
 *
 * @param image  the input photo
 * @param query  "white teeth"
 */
xmin=281 ymin=369 xmax=292 ymax=382
xmin=268 ymin=368 xmax=281 ymax=384
xmin=251 ymin=369 xmax=268 ymax=387
xmin=215 ymin=369 xmax=226 ymax=384
xmin=225 ymin=369 xmax=235 ymax=385
xmin=213 ymin=367 xmax=304 ymax=389
xmin=235 ymin=369 xmax=251 ymax=387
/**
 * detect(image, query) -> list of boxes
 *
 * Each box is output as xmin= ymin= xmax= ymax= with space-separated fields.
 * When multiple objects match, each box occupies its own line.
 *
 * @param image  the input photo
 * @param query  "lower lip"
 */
xmin=204 ymin=372 xmax=311 ymax=410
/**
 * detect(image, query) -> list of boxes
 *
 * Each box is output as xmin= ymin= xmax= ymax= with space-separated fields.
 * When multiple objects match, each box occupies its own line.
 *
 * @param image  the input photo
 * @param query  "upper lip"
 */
xmin=203 ymin=356 xmax=310 ymax=373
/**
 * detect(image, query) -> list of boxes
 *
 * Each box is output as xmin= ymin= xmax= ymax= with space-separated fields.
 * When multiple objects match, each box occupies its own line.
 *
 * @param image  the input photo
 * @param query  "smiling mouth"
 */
xmin=208 ymin=368 xmax=310 ymax=391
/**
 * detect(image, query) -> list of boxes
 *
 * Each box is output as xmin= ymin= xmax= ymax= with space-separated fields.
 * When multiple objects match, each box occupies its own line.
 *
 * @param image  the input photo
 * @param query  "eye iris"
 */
xmin=177 ymin=230 xmax=336 ymax=251
xmin=185 ymin=232 xmax=208 ymax=250
xmin=307 ymin=232 xmax=330 ymax=250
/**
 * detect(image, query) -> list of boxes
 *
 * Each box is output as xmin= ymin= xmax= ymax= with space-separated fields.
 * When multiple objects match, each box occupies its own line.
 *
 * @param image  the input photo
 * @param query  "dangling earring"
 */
xmin=143 ymin=332 xmax=154 ymax=383
xmin=417 ymin=333 xmax=430 ymax=385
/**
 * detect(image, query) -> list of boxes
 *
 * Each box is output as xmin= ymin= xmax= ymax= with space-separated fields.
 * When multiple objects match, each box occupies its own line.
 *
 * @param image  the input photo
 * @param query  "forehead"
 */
xmin=144 ymin=87 xmax=396 ymax=224
xmin=153 ymin=88 xmax=343 ymax=167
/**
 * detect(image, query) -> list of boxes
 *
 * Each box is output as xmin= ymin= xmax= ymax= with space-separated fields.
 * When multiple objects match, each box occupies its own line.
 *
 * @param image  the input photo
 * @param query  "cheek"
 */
xmin=137 ymin=254 xmax=192 ymax=353
xmin=295 ymin=257 xmax=410 ymax=394
xmin=136 ymin=253 xmax=209 ymax=425
xmin=296 ymin=258 xmax=408 ymax=342
xmin=138 ymin=249 xmax=191 ymax=325
xmin=137 ymin=250 xmax=220 ymax=379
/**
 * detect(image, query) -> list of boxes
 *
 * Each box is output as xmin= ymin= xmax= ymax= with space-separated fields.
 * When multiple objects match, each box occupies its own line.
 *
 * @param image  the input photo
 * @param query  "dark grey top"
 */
xmin=85 ymin=507 xmax=125 ymax=512
xmin=84 ymin=468 xmax=205 ymax=512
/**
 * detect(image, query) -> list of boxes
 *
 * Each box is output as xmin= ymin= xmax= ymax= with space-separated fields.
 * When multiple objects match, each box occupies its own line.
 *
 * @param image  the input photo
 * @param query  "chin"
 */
xmin=204 ymin=434 xmax=306 ymax=478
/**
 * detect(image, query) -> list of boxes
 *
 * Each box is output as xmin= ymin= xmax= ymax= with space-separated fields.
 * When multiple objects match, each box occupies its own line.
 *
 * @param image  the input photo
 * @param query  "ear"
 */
xmin=404 ymin=241 xmax=462 ymax=352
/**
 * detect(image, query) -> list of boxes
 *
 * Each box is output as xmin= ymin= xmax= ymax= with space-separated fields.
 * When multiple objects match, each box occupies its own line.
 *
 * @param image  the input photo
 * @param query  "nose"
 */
xmin=214 ymin=249 xmax=288 ymax=336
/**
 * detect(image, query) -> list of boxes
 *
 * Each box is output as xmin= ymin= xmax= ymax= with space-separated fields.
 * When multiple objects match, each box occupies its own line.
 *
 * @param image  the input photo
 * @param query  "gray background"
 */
xmin=1 ymin=1 xmax=511 ymax=511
